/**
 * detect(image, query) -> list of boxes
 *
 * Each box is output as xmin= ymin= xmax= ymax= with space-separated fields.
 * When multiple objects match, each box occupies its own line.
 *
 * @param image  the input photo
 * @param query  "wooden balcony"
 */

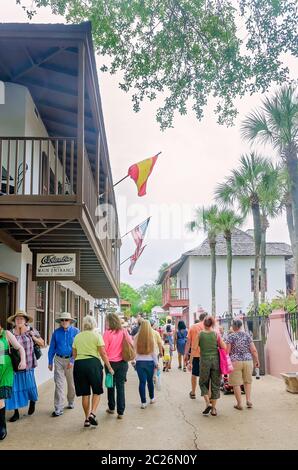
xmin=0 ymin=23 xmax=121 ymax=298
xmin=0 ymin=136 xmax=120 ymax=298
xmin=162 ymin=287 xmax=189 ymax=309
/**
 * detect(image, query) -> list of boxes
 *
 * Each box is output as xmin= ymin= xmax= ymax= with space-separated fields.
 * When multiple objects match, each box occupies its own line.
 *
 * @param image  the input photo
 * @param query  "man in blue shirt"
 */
xmin=48 ymin=312 xmax=79 ymax=417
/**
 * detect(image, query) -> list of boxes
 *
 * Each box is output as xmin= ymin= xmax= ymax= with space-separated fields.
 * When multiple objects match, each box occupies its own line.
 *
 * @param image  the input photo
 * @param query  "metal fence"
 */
xmin=218 ymin=316 xmax=270 ymax=343
xmin=285 ymin=312 xmax=298 ymax=351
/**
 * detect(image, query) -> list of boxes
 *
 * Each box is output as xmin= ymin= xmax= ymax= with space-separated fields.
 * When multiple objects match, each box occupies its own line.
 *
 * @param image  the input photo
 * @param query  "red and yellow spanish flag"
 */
xmin=127 ymin=154 xmax=159 ymax=197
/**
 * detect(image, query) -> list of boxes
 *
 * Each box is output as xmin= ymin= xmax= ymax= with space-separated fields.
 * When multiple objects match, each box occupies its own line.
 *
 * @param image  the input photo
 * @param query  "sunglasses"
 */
xmin=61 ymin=319 xmax=70 ymax=322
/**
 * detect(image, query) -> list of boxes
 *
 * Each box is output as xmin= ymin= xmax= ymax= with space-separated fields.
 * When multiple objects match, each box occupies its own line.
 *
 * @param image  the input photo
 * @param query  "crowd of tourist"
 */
xmin=0 ymin=309 xmax=260 ymax=441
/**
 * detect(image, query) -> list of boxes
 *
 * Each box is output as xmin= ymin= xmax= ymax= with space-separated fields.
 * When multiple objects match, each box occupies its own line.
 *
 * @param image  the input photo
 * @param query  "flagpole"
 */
xmin=120 ymin=255 xmax=131 ymax=266
xmin=121 ymin=216 xmax=152 ymax=239
xmin=113 ymin=174 xmax=129 ymax=188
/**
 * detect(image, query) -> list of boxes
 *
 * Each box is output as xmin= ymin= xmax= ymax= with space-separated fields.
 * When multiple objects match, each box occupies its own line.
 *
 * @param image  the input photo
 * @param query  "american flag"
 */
xmin=129 ymin=245 xmax=146 ymax=275
xmin=131 ymin=217 xmax=150 ymax=250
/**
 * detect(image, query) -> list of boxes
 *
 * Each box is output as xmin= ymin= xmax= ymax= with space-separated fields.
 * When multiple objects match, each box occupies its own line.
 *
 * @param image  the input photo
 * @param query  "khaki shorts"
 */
xmin=229 ymin=360 xmax=253 ymax=386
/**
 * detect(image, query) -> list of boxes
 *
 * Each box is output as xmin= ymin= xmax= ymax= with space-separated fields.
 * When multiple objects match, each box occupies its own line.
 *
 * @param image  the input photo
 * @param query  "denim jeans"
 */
xmin=135 ymin=360 xmax=155 ymax=404
xmin=105 ymin=361 xmax=128 ymax=415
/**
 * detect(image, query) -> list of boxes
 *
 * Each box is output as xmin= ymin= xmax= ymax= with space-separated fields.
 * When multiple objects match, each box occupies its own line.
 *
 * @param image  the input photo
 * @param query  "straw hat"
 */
xmin=7 ymin=309 xmax=33 ymax=324
xmin=55 ymin=312 xmax=76 ymax=323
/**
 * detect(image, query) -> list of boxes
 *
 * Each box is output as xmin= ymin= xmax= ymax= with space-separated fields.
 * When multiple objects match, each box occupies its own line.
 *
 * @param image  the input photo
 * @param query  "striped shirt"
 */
xmin=12 ymin=327 xmax=40 ymax=370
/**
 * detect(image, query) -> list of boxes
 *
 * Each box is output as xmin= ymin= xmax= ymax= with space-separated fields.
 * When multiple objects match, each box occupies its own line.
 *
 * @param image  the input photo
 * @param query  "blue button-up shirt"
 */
xmin=48 ymin=326 xmax=80 ymax=366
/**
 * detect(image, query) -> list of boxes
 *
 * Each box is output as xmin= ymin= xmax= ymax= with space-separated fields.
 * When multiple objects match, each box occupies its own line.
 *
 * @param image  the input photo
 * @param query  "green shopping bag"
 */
xmin=105 ymin=373 xmax=114 ymax=388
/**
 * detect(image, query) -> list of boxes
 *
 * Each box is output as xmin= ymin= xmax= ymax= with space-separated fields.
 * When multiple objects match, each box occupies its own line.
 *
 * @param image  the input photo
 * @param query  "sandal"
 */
xmin=202 ymin=405 xmax=212 ymax=415
xmin=189 ymin=392 xmax=196 ymax=399
xmin=234 ymin=404 xmax=243 ymax=411
xmin=211 ymin=407 xmax=217 ymax=416
xmin=183 ymin=367 xmax=187 ymax=372
xmin=88 ymin=412 xmax=98 ymax=426
xmin=84 ymin=419 xmax=91 ymax=428
xmin=246 ymin=401 xmax=253 ymax=408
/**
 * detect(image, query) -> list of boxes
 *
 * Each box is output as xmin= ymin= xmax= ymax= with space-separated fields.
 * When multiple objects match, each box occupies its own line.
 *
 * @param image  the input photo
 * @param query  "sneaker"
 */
xmin=140 ymin=403 xmax=147 ymax=409
xmin=106 ymin=408 xmax=115 ymax=414
xmin=67 ymin=403 xmax=74 ymax=409
xmin=51 ymin=410 xmax=63 ymax=417
xmin=150 ymin=398 xmax=156 ymax=404
xmin=117 ymin=414 xmax=124 ymax=419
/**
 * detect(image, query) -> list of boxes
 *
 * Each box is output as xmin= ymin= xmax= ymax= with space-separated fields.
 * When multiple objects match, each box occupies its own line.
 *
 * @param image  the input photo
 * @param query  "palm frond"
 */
xmin=186 ymin=205 xmax=220 ymax=239
xmin=241 ymin=109 xmax=273 ymax=147
xmin=244 ymin=85 xmax=298 ymax=152
xmin=216 ymin=209 xmax=244 ymax=234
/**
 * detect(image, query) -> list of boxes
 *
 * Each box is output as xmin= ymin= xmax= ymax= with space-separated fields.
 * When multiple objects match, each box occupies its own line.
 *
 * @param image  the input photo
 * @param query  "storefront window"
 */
xmin=60 ymin=287 xmax=67 ymax=313
xmin=74 ymin=295 xmax=80 ymax=328
xmin=36 ymin=281 xmax=46 ymax=338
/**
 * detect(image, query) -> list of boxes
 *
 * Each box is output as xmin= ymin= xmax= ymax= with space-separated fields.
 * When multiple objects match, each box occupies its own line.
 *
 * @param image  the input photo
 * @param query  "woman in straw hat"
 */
xmin=0 ymin=318 xmax=26 ymax=440
xmin=5 ymin=310 xmax=44 ymax=423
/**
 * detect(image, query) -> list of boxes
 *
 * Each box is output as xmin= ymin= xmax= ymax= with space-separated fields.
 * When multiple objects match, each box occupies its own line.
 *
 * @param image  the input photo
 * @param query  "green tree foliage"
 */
xmin=120 ymin=281 xmax=162 ymax=315
xmin=247 ymin=291 xmax=297 ymax=316
xmin=138 ymin=283 xmax=162 ymax=313
xmin=17 ymin=0 xmax=298 ymax=129
xmin=120 ymin=282 xmax=141 ymax=315
xmin=241 ymin=85 xmax=298 ymax=303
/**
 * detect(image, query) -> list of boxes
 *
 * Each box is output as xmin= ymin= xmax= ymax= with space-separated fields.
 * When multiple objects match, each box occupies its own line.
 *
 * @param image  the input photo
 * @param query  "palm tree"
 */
xmin=215 ymin=153 xmax=274 ymax=311
xmin=279 ymin=168 xmax=296 ymax=259
xmin=241 ymin=85 xmax=298 ymax=303
xmin=186 ymin=205 xmax=219 ymax=315
xmin=258 ymin=164 xmax=282 ymax=302
xmin=215 ymin=209 xmax=243 ymax=316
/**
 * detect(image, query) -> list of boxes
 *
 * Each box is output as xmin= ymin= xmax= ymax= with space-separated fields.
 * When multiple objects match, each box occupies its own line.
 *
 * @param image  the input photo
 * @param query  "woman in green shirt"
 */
xmin=0 ymin=322 xmax=26 ymax=440
xmin=192 ymin=316 xmax=226 ymax=416
xmin=72 ymin=315 xmax=114 ymax=428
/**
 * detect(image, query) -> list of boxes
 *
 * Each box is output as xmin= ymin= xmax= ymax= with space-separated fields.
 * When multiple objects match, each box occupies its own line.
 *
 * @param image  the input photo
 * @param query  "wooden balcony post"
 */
xmin=96 ymin=133 xmax=100 ymax=199
xmin=104 ymin=175 xmax=109 ymax=251
xmin=77 ymin=42 xmax=85 ymax=202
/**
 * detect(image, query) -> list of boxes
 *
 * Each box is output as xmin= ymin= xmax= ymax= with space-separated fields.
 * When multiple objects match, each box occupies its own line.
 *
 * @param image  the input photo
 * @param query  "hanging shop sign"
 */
xmin=32 ymin=250 xmax=80 ymax=281
xmin=169 ymin=306 xmax=183 ymax=317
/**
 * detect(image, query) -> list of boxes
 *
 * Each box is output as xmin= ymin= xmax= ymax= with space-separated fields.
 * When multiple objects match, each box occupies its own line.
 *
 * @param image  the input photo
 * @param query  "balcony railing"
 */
xmin=83 ymin=153 xmax=97 ymax=225
xmin=163 ymin=287 xmax=189 ymax=306
xmin=0 ymin=137 xmax=76 ymax=196
xmin=0 ymin=136 xmax=120 ymax=287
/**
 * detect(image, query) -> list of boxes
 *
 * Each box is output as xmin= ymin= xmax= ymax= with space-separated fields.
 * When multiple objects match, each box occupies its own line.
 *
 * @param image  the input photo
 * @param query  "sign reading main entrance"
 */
xmin=32 ymin=251 xmax=80 ymax=281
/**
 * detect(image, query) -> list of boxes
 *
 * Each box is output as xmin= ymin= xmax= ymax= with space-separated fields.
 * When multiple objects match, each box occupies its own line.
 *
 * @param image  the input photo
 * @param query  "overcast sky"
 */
xmin=2 ymin=1 xmax=297 ymax=288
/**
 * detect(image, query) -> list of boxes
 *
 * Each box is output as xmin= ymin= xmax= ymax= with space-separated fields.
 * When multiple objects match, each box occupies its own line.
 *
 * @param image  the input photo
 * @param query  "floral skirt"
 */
xmin=5 ymin=368 xmax=38 ymax=410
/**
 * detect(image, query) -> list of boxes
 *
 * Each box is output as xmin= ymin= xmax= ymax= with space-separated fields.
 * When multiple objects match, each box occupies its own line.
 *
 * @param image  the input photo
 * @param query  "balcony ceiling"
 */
xmin=0 ymin=217 xmax=118 ymax=298
xmin=0 ymin=22 xmax=109 ymax=186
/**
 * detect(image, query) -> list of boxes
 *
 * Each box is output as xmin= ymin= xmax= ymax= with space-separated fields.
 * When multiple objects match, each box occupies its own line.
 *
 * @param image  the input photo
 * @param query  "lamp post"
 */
xmin=95 ymin=299 xmax=108 ymax=333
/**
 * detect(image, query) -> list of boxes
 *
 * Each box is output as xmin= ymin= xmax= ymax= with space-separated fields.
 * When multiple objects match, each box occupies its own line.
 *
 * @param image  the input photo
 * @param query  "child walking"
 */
xmin=163 ymin=339 xmax=171 ymax=372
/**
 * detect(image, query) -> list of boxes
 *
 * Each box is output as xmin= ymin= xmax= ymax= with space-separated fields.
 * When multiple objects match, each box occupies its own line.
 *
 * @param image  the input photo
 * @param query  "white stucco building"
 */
xmin=158 ymin=229 xmax=293 ymax=327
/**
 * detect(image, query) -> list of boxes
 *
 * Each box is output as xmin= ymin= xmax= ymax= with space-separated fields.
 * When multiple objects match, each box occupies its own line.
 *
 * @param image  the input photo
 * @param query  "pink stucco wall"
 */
xmin=265 ymin=310 xmax=298 ymax=378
